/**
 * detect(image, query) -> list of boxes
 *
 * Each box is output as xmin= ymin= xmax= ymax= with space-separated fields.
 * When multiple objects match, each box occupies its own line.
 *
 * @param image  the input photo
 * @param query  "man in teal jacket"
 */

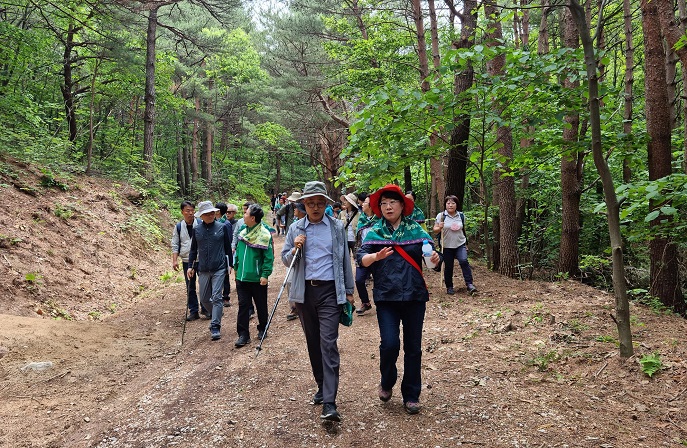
xmin=233 ymin=204 xmax=274 ymax=348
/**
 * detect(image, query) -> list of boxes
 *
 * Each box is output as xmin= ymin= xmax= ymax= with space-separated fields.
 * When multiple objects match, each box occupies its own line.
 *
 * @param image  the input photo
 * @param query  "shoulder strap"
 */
xmin=176 ymin=221 xmax=182 ymax=236
xmin=394 ymin=246 xmax=427 ymax=289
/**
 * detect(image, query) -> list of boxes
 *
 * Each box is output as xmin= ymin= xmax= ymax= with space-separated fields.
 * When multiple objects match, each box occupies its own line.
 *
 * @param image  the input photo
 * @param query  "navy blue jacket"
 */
xmin=188 ymin=220 xmax=232 ymax=272
xmin=357 ymin=241 xmax=429 ymax=302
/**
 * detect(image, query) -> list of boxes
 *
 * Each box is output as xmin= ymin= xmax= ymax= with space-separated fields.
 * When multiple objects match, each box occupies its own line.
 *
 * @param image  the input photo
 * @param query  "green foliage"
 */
xmin=121 ymin=212 xmax=166 ymax=248
xmin=39 ymin=169 xmax=69 ymax=191
xmin=24 ymin=272 xmax=42 ymax=285
xmin=527 ymin=350 xmax=560 ymax=372
xmin=53 ymin=204 xmax=74 ymax=220
xmin=639 ymin=353 xmax=662 ymax=378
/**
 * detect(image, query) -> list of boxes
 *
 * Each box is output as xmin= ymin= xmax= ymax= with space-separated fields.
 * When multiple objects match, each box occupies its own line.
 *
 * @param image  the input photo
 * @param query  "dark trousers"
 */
xmin=222 ymin=271 xmax=231 ymax=299
xmin=355 ymin=265 xmax=371 ymax=304
xmin=235 ymin=280 xmax=268 ymax=337
xmin=295 ymin=282 xmax=341 ymax=404
xmin=182 ymin=261 xmax=202 ymax=314
xmin=376 ymin=301 xmax=426 ymax=404
xmin=442 ymin=244 xmax=473 ymax=288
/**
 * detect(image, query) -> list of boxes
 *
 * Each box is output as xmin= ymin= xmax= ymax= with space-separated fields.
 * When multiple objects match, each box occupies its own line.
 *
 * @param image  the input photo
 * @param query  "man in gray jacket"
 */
xmin=282 ymin=181 xmax=354 ymax=423
xmin=171 ymin=201 xmax=205 ymax=321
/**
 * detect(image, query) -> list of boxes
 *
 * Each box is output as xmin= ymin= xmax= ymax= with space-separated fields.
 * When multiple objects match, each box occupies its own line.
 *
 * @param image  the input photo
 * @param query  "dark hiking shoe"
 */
xmin=201 ymin=311 xmax=212 ymax=320
xmin=286 ymin=311 xmax=298 ymax=321
xmin=467 ymin=284 xmax=478 ymax=294
xmin=223 ymin=299 xmax=231 ymax=307
xmin=234 ymin=334 xmax=250 ymax=348
xmin=186 ymin=312 xmax=200 ymax=321
xmin=257 ymin=330 xmax=266 ymax=341
xmin=320 ymin=403 xmax=341 ymax=422
xmin=249 ymin=309 xmax=255 ymax=320
xmin=447 ymin=287 xmax=455 ymax=295
xmin=312 ymin=389 xmax=323 ymax=405
xmin=404 ymin=401 xmax=421 ymax=415
xmin=378 ymin=385 xmax=392 ymax=402
xmin=210 ymin=328 xmax=221 ymax=341
xmin=356 ymin=303 xmax=372 ymax=315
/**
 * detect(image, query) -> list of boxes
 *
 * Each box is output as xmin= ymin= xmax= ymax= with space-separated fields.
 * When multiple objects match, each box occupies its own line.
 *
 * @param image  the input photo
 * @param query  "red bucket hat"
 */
xmin=369 ymin=184 xmax=414 ymax=218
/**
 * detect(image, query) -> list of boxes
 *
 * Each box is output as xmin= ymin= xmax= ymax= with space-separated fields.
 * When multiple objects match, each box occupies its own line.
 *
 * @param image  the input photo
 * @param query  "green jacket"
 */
xmin=234 ymin=224 xmax=274 ymax=283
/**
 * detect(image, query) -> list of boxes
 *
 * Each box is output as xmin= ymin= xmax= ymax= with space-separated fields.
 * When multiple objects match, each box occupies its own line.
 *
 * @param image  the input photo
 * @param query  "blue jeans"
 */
xmin=376 ymin=301 xmax=426 ymax=403
xmin=198 ymin=269 xmax=226 ymax=330
xmin=355 ymin=265 xmax=371 ymax=304
xmin=442 ymin=244 xmax=473 ymax=289
xmin=182 ymin=261 xmax=201 ymax=314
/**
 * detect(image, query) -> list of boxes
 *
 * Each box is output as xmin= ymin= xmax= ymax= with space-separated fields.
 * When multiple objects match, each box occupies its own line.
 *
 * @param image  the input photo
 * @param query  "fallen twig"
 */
xmin=669 ymin=387 xmax=687 ymax=403
xmin=38 ymin=370 xmax=71 ymax=383
xmin=594 ymin=362 xmax=608 ymax=378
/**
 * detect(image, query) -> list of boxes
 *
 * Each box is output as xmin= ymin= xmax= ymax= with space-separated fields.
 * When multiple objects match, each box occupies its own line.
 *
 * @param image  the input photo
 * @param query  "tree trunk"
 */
xmin=192 ymin=98 xmax=200 ymax=183
xmin=142 ymin=7 xmax=158 ymax=180
xmin=485 ymin=0 xmax=518 ymax=278
xmin=622 ymin=0 xmax=634 ymax=182
xmin=559 ymin=8 xmax=582 ymax=278
xmin=569 ymin=0 xmax=632 ymax=357
xmin=641 ymin=0 xmax=685 ymax=315
xmin=60 ymin=21 xmax=78 ymax=143
xmin=445 ymin=0 xmax=477 ymax=211
xmin=204 ymin=77 xmax=214 ymax=185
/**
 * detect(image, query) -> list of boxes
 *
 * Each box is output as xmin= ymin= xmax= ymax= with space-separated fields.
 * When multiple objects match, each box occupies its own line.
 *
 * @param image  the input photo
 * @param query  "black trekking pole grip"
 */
xmin=255 ymin=246 xmax=301 ymax=357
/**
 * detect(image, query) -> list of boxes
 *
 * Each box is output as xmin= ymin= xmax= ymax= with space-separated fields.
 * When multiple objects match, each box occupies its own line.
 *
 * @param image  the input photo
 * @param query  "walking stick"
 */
xmin=181 ymin=271 xmax=189 ymax=346
xmin=255 ymin=247 xmax=300 ymax=357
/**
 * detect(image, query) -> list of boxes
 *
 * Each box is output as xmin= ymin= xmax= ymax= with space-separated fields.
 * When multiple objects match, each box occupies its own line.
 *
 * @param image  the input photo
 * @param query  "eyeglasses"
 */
xmin=304 ymin=201 xmax=326 ymax=209
xmin=380 ymin=200 xmax=401 ymax=208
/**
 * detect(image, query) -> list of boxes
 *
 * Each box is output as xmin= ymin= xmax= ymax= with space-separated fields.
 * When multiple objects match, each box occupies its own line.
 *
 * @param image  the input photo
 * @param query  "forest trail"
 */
xmin=1 ymin=163 xmax=686 ymax=447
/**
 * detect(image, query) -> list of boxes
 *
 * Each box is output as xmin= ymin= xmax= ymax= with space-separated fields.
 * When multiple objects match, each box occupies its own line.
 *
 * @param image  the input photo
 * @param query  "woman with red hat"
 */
xmin=356 ymin=184 xmax=440 ymax=415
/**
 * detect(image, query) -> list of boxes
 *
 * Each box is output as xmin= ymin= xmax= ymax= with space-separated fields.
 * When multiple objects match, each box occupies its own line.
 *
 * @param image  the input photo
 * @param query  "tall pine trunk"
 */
xmin=641 ymin=0 xmax=685 ymax=315
xmin=559 ymin=8 xmax=583 ymax=278
xmin=142 ymin=7 xmax=158 ymax=180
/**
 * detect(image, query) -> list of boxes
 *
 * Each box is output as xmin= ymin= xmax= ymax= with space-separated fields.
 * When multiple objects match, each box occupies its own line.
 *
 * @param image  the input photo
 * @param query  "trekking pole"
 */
xmin=255 ymin=247 xmax=300 ymax=357
xmin=181 ymin=270 xmax=189 ymax=346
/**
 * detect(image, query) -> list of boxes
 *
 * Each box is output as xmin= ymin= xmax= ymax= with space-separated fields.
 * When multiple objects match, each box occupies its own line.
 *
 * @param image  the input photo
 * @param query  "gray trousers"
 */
xmin=198 ymin=269 xmax=226 ymax=330
xmin=295 ymin=282 xmax=341 ymax=404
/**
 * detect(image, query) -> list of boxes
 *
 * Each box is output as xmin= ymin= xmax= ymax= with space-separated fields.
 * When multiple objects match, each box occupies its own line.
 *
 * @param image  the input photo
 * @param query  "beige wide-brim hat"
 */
xmin=194 ymin=200 xmax=219 ymax=217
xmin=299 ymin=181 xmax=334 ymax=202
xmin=287 ymin=191 xmax=302 ymax=202
xmin=343 ymin=193 xmax=358 ymax=208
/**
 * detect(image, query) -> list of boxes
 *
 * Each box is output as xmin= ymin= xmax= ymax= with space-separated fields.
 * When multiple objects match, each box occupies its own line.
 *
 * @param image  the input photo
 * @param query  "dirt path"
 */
xmin=2 ymin=232 xmax=687 ymax=447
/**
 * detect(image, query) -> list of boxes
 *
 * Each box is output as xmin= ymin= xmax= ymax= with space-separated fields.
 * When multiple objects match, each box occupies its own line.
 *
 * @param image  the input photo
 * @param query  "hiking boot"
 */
xmin=312 ymin=389 xmax=323 ymax=405
xmin=467 ymin=284 xmax=478 ymax=294
xmin=356 ymin=303 xmax=372 ymax=315
xmin=320 ymin=403 xmax=341 ymax=422
xmin=447 ymin=287 xmax=455 ymax=295
xmin=378 ymin=385 xmax=392 ymax=402
xmin=286 ymin=311 xmax=298 ymax=321
xmin=210 ymin=328 xmax=221 ymax=341
xmin=257 ymin=330 xmax=266 ymax=341
xmin=234 ymin=334 xmax=250 ymax=348
xmin=249 ymin=309 xmax=255 ymax=320
xmin=201 ymin=311 xmax=212 ymax=320
xmin=404 ymin=401 xmax=421 ymax=415
xmin=223 ymin=298 xmax=231 ymax=307
xmin=186 ymin=312 xmax=200 ymax=321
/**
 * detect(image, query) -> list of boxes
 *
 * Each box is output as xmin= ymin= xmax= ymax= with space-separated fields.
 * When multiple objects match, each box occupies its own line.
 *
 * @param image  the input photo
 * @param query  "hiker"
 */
xmin=187 ymin=201 xmax=233 ymax=341
xmin=171 ymin=201 xmax=207 ymax=321
xmin=354 ymin=195 xmax=376 ymax=315
xmin=284 ymin=203 xmax=306 ymax=322
xmin=281 ymin=181 xmax=354 ymax=423
xmin=226 ymin=203 xmax=239 ymax=226
xmin=339 ymin=193 xmax=359 ymax=257
xmin=215 ymin=202 xmax=228 ymax=223
xmin=276 ymin=191 xmax=300 ymax=231
xmin=232 ymin=201 xmax=256 ymax=318
xmin=233 ymin=204 xmax=274 ymax=348
xmin=405 ymin=191 xmax=428 ymax=232
xmin=216 ymin=202 xmax=234 ymax=307
xmin=357 ymin=184 xmax=440 ymax=415
xmin=273 ymin=196 xmax=284 ymax=235
xmin=432 ymin=195 xmax=477 ymax=295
